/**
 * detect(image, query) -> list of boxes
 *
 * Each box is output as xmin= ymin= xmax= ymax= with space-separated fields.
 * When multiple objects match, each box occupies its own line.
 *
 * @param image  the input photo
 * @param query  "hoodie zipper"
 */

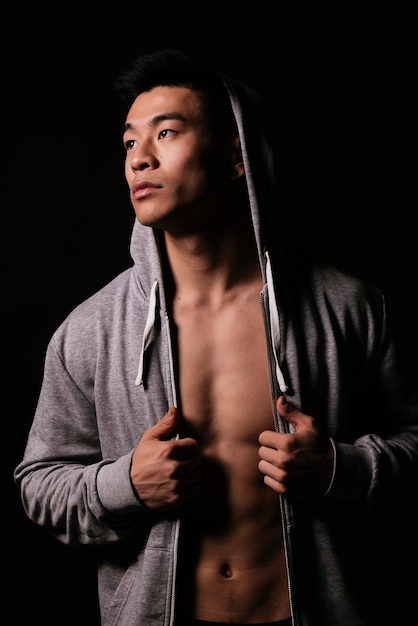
xmin=260 ymin=277 xmax=296 ymax=626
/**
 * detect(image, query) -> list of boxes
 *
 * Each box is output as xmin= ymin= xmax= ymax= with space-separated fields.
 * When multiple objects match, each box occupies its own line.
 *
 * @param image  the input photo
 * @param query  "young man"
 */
xmin=14 ymin=49 xmax=418 ymax=626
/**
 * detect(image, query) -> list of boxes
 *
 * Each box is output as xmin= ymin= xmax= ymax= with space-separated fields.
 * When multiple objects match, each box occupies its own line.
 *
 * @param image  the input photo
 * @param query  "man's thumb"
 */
xmin=150 ymin=406 xmax=180 ymax=439
xmin=276 ymin=395 xmax=314 ymax=430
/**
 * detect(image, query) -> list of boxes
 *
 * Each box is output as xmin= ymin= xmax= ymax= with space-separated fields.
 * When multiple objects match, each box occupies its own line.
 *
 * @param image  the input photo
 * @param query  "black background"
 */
xmin=3 ymin=5 xmax=417 ymax=625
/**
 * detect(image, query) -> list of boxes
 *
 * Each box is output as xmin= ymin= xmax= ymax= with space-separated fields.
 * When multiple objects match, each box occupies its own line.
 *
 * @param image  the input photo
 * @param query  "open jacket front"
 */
xmin=14 ymin=74 xmax=418 ymax=626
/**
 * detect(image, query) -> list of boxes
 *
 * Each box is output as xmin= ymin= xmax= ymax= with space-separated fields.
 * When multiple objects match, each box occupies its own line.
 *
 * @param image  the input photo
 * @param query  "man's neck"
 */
xmin=162 ymin=223 xmax=261 ymax=306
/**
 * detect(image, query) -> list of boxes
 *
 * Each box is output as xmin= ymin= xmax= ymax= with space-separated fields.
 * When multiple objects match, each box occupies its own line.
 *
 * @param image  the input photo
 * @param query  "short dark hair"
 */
xmin=115 ymin=49 xmax=237 ymax=136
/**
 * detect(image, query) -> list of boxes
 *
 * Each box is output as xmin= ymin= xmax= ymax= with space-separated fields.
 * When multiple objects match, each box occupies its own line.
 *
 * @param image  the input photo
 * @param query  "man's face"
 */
xmin=123 ymin=85 xmax=233 ymax=235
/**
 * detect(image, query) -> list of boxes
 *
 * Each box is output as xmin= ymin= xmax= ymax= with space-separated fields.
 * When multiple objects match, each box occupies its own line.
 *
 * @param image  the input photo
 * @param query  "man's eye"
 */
xmin=158 ymin=129 xmax=175 ymax=139
xmin=124 ymin=139 xmax=136 ymax=150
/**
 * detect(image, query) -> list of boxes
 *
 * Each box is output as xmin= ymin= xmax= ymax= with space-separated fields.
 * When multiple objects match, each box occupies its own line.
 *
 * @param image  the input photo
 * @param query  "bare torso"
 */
xmin=173 ymin=278 xmax=290 ymax=623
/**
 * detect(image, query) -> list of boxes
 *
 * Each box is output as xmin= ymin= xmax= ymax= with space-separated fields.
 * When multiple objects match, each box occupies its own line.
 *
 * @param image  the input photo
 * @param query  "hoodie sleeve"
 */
xmin=330 ymin=333 xmax=418 ymax=510
xmin=319 ymin=281 xmax=418 ymax=513
xmin=14 ymin=334 xmax=146 ymax=546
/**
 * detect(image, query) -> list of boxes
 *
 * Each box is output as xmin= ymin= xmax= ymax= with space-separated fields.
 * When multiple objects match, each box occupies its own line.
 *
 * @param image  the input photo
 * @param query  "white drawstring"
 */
xmin=265 ymin=251 xmax=288 ymax=393
xmin=135 ymin=279 xmax=159 ymax=386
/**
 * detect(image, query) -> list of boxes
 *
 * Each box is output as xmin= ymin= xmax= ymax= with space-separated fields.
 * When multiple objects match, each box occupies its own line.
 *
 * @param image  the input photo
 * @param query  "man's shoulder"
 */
xmin=276 ymin=252 xmax=384 ymax=317
xmin=279 ymin=250 xmax=380 ymax=294
xmin=54 ymin=267 xmax=134 ymax=334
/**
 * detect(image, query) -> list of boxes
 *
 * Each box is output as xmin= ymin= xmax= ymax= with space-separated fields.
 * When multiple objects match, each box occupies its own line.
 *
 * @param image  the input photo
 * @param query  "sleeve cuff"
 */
xmin=96 ymin=451 xmax=144 ymax=512
xmin=325 ymin=442 xmax=373 ymax=499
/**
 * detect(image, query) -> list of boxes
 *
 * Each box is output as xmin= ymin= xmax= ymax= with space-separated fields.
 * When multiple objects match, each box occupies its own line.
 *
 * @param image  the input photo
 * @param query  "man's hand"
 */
xmin=258 ymin=396 xmax=334 ymax=499
xmin=131 ymin=407 xmax=201 ymax=510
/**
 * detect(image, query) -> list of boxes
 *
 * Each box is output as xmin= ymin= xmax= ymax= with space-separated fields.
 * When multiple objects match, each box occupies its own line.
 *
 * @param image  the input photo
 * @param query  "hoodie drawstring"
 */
xmin=135 ymin=279 xmax=159 ymax=387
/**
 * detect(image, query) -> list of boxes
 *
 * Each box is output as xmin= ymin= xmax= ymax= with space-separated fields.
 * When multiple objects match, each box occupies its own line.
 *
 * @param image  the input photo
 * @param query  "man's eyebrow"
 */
xmin=122 ymin=112 xmax=187 ymax=134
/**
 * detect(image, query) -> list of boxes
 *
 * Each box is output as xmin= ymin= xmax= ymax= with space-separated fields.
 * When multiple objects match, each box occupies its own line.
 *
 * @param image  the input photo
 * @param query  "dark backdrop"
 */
xmin=3 ymin=5 xmax=417 ymax=625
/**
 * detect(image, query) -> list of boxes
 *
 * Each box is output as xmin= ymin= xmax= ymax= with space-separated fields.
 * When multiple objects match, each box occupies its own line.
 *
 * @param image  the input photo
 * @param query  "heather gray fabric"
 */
xmin=14 ymin=72 xmax=418 ymax=626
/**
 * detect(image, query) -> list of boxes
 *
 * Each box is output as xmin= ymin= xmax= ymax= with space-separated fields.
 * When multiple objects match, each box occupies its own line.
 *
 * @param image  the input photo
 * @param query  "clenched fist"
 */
xmin=258 ymin=396 xmax=334 ymax=499
xmin=131 ymin=407 xmax=201 ymax=510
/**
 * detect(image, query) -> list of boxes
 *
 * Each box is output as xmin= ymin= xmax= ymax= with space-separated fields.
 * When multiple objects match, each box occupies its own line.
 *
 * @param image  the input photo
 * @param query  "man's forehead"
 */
xmin=128 ymin=85 xmax=204 ymax=118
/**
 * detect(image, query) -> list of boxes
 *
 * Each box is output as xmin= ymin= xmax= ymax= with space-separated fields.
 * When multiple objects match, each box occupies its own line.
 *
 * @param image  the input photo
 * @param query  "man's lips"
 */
xmin=132 ymin=180 xmax=162 ymax=199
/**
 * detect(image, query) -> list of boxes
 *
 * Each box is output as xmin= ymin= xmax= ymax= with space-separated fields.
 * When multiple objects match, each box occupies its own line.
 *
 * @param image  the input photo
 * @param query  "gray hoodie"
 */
xmin=14 ymin=72 xmax=418 ymax=626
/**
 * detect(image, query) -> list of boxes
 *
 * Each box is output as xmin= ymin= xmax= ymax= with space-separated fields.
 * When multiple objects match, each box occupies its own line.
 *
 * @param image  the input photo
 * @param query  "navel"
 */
xmin=220 ymin=562 xmax=233 ymax=579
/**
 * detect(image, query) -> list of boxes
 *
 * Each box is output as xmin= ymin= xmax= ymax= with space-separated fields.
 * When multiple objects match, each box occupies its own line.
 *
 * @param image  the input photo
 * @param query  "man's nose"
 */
xmin=129 ymin=139 xmax=159 ymax=170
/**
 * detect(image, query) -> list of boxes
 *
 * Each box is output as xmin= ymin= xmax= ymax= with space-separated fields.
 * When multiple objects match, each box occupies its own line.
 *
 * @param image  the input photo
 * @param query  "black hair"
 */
xmin=114 ymin=49 xmax=237 ymax=136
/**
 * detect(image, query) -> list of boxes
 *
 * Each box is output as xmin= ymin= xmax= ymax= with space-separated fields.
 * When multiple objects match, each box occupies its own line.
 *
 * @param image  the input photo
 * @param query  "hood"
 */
xmin=222 ymin=75 xmax=279 ymax=270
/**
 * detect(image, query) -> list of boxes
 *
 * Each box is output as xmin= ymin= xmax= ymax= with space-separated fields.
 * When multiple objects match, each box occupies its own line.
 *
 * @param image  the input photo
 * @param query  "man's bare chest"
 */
xmin=173 ymin=297 xmax=273 ymax=441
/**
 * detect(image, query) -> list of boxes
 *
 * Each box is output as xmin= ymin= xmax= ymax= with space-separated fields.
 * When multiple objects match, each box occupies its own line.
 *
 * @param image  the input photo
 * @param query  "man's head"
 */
xmin=117 ymin=50 xmax=246 ymax=234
